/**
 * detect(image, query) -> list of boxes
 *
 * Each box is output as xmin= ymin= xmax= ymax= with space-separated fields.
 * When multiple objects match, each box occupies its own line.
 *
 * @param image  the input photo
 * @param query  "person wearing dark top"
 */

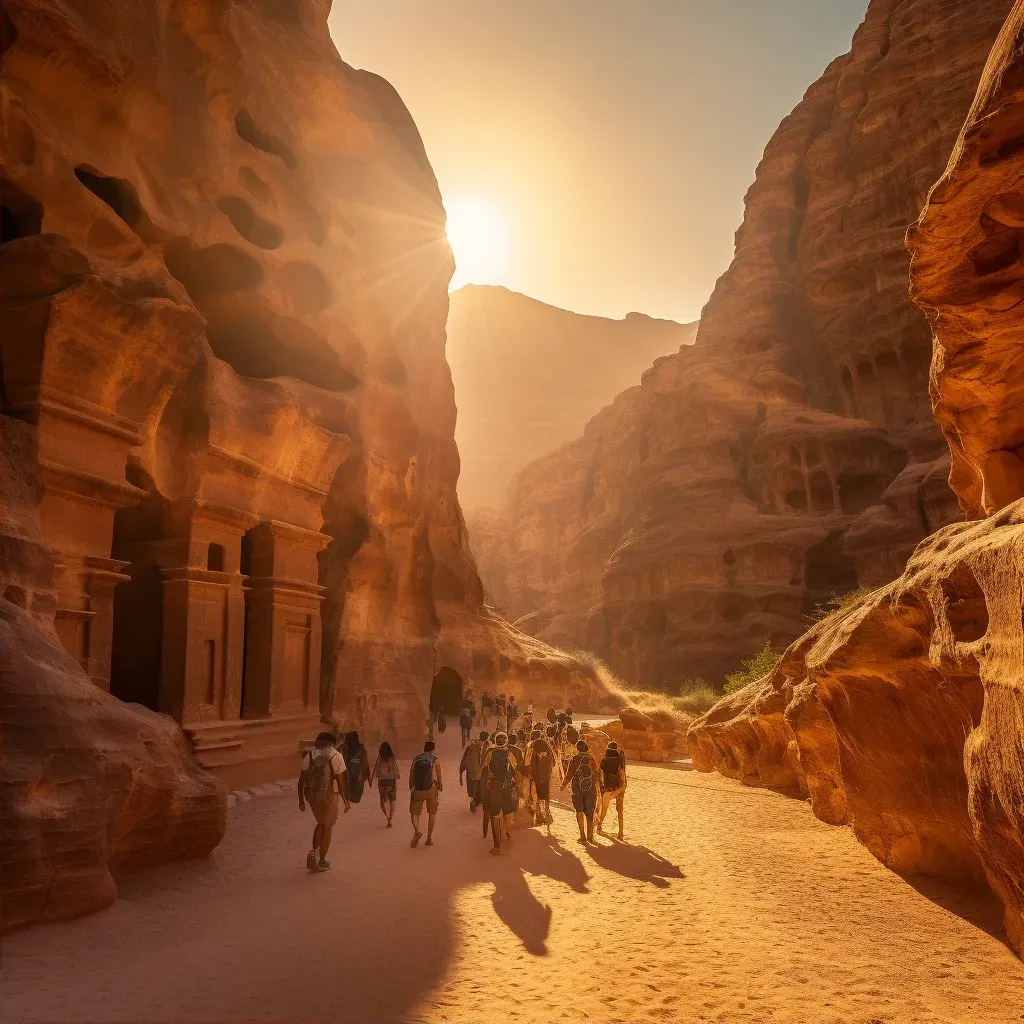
xmin=479 ymin=732 xmax=517 ymax=855
xmin=526 ymin=727 xmax=560 ymax=830
xmin=596 ymin=741 xmax=627 ymax=840
xmin=561 ymin=739 xmax=601 ymax=845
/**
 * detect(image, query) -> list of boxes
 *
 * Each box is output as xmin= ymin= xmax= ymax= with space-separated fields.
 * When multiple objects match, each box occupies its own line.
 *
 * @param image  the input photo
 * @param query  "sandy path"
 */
xmin=2 ymin=726 xmax=1023 ymax=1024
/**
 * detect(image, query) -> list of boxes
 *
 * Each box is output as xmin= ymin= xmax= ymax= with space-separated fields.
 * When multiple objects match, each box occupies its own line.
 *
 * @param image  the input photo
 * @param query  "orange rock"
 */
xmin=469 ymin=0 xmax=1014 ymax=687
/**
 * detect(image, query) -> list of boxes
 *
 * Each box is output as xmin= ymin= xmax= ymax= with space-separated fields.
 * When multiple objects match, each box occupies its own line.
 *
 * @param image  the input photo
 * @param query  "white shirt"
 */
xmin=301 ymin=746 xmax=346 ymax=778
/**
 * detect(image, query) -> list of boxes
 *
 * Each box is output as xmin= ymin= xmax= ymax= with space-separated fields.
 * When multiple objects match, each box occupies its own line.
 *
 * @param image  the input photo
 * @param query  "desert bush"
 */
xmin=807 ymin=585 xmax=877 ymax=623
xmin=723 ymin=641 xmax=782 ymax=695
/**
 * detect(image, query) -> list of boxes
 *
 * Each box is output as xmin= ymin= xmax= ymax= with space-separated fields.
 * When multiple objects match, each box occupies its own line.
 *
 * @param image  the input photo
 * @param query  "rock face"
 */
xmin=0 ymin=0 xmax=605 ymax=927
xmin=908 ymin=0 xmax=1024 ymax=517
xmin=691 ymin=0 xmax=1024 ymax=956
xmin=477 ymin=0 xmax=1012 ymax=688
xmin=448 ymin=284 xmax=695 ymax=510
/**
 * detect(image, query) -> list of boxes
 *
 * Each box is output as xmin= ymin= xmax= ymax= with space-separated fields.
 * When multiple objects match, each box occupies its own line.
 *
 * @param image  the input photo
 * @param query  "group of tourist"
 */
xmin=296 ymin=705 xmax=628 ymax=871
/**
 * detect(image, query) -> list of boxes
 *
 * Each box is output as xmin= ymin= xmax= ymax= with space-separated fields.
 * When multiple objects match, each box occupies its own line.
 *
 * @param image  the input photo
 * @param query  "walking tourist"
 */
xmin=409 ymin=740 xmax=442 ymax=848
xmin=505 ymin=695 xmax=517 ymax=733
xmin=459 ymin=695 xmax=474 ymax=746
xmin=370 ymin=740 xmax=400 ymax=827
xmin=481 ymin=692 xmax=492 ymax=724
xmin=560 ymin=738 xmax=601 ymax=845
xmin=298 ymin=731 xmax=350 ymax=871
xmin=495 ymin=693 xmax=506 ymax=730
xmin=597 ymin=741 xmax=627 ymax=839
xmin=343 ymin=730 xmax=370 ymax=803
xmin=460 ymin=729 xmax=487 ymax=811
xmin=526 ymin=727 xmax=559 ymax=828
xmin=480 ymin=731 xmax=517 ymax=855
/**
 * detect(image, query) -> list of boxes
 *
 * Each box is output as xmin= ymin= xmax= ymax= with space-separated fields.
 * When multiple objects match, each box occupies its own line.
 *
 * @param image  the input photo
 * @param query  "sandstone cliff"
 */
xmin=476 ymin=0 xmax=1011 ymax=688
xmin=449 ymin=284 xmax=695 ymax=510
xmin=0 ymin=0 xmax=604 ymax=928
xmin=690 ymin=0 xmax=1024 ymax=955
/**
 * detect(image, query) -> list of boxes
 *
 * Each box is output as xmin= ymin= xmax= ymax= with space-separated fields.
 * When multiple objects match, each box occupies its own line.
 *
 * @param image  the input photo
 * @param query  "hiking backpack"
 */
xmin=600 ymin=754 xmax=622 ymax=791
xmin=487 ymin=748 xmax=515 ymax=791
xmin=304 ymin=750 xmax=335 ymax=806
xmin=412 ymin=753 xmax=435 ymax=791
xmin=572 ymin=755 xmax=595 ymax=795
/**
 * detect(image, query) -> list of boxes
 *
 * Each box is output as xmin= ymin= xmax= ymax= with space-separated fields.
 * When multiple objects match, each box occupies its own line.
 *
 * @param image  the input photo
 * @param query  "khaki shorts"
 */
xmin=310 ymin=794 xmax=339 ymax=828
xmin=410 ymin=786 xmax=439 ymax=815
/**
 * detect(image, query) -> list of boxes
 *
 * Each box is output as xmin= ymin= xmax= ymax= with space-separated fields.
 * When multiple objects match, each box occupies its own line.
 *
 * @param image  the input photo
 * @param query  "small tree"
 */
xmin=723 ymin=641 xmax=781 ymax=695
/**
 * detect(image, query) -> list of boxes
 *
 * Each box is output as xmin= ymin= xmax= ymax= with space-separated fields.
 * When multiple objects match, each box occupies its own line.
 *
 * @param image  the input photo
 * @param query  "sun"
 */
xmin=444 ymin=195 xmax=510 ymax=290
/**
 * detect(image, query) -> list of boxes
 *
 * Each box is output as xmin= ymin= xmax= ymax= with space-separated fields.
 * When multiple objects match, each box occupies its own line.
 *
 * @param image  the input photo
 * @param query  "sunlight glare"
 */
xmin=445 ymin=195 xmax=510 ymax=290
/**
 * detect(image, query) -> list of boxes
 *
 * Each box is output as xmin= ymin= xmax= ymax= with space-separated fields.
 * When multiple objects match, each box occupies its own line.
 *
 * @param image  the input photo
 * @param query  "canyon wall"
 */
xmin=0 ymin=0 xmax=605 ymax=929
xmin=474 ymin=0 xmax=1012 ymax=688
xmin=690 ymin=0 xmax=1024 ymax=955
xmin=449 ymin=284 xmax=694 ymax=510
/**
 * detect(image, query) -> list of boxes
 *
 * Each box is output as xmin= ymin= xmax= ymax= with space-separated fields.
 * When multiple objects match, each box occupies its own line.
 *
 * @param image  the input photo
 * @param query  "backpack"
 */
xmin=572 ymin=755 xmax=595 ymax=795
xmin=486 ymin=747 xmax=515 ymax=791
xmin=530 ymin=741 xmax=553 ymax=781
xmin=304 ymin=750 xmax=335 ymax=807
xmin=600 ymin=754 xmax=622 ymax=792
xmin=412 ymin=753 xmax=435 ymax=791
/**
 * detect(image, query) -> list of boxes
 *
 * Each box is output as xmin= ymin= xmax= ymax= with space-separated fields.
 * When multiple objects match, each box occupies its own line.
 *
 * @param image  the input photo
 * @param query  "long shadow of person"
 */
xmin=489 ymin=830 xmax=591 ymax=955
xmin=584 ymin=838 xmax=684 ymax=888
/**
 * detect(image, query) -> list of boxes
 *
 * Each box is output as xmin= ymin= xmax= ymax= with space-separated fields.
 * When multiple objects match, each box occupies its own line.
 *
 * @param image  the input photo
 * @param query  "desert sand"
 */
xmin=2 ymin=725 xmax=1022 ymax=1024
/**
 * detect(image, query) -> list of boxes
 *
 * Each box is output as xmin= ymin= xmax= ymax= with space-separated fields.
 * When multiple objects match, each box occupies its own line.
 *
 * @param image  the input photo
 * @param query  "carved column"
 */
xmin=159 ymin=504 xmax=258 ymax=727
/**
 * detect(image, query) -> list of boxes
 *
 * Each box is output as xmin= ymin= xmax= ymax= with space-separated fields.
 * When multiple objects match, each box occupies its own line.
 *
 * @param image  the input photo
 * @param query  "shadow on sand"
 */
xmin=584 ymin=836 xmax=684 ymax=888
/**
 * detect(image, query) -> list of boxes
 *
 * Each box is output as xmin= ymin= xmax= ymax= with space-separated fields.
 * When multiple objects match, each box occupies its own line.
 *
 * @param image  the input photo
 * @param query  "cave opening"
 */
xmin=74 ymin=166 xmax=143 ymax=228
xmin=0 ymin=178 xmax=43 ymax=243
xmin=429 ymin=666 xmax=464 ymax=715
xmin=941 ymin=565 xmax=989 ymax=644
xmin=216 ymin=195 xmax=284 ymax=250
xmin=234 ymin=110 xmax=298 ymax=170
xmin=837 ymin=471 xmax=888 ymax=514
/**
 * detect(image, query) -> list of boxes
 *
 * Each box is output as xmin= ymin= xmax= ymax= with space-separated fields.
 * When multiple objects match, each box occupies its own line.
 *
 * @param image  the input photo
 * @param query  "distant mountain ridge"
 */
xmin=447 ymin=284 xmax=697 ymax=510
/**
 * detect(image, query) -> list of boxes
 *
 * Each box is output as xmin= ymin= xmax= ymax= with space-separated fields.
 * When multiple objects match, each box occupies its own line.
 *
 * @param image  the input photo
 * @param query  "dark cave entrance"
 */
xmin=429 ymin=666 xmax=464 ymax=715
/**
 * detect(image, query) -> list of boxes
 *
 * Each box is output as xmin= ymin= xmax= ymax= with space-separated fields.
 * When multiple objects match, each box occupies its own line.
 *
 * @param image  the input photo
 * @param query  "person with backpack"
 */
xmin=459 ymin=729 xmax=487 ymax=812
xmin=479 ymin=731 xmax=517 ymax=855
xmin=560 ymin=738 xmax=601 ymax=845
xmin=343 ymin=730 xmax=370 ymax=803
xmin=298 ymin=731 xmax=350 ymax=871
xmin=459 ymin=696 xmax=474 ymax=747
xmin=596 ymin=741 xmax=627 ymax=840
xmin=369 ymin=740 xmax=400 ymax=827
xmin=525 ymin=727 xmax=560 ymax=830
xmin=409 ymin=740 xmax=442 ymax=848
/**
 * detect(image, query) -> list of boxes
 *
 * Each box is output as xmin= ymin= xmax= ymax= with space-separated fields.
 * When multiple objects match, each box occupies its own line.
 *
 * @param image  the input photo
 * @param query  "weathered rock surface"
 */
xmin=0 ymin=0 xmax=605 ymax=927
xmin=476 ymin=0 xmax=1011 ymax=688
xmin=691 ymin=1 xmax=1024 ymax=955
xmin=689 ymin=506 xmax=1024 ymax=953
xmin=449 ymin=284 xmax=695 ymax=510
xmin=0 ymin=420 xmax=227 ymax=930
xmin=909 ymin=0 xmax=1024 ymax=517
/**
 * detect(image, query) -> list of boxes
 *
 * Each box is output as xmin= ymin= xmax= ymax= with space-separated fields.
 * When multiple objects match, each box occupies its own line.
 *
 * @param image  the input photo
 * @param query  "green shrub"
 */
xmin=807 ymin=586 xmax=877 ymax=623
xmin=723 ymin=641 xmax=781 ymax=695
xmin=674 ymin=680 xmax=721 ymax=716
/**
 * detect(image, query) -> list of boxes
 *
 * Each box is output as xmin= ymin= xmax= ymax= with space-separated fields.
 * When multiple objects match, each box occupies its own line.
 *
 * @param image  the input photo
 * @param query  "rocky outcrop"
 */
xmin=688 ymin=508 xmax=1024 ymax=953
xmin=0 ymin=0 xmax=604 ymax=928
xmin=691 ymin=0 xmax=1024 ymax=955
xmin=449 ymin=285 xmax=695 ymax=510
xmin=908 ymin=0 xmax=1024 ymax=517
xmin=479 ymin=0 xmax=1011 ymax=688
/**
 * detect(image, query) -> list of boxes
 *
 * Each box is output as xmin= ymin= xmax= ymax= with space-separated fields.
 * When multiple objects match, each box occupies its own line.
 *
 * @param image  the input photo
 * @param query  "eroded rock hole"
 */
xmin=216 ymin=196 xmax=284 ymax=249
xmin=3 ymin=585 xmax=27 ymax=608
xmin=234 ymin=110 xmax=297 ymax=170
xmin=205 ymin=311 xmax=359 ymax=391
xmin=940 ymin=565 xmax=989 ymax=644
xmin=165 ymin=242 xmax=263 ymax=300
xmin=1 ymin=179 xmax=43 ymax=243
xmin=74 ymin=166 xmax=142 ymax=227
xmin=969 ymin=214 xmax=1024 ymax=276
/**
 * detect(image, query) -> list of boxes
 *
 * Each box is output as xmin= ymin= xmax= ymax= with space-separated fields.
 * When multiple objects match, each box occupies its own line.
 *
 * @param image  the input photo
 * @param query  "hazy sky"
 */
xmin=329 ymin=1 xmax=868 ymax=323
